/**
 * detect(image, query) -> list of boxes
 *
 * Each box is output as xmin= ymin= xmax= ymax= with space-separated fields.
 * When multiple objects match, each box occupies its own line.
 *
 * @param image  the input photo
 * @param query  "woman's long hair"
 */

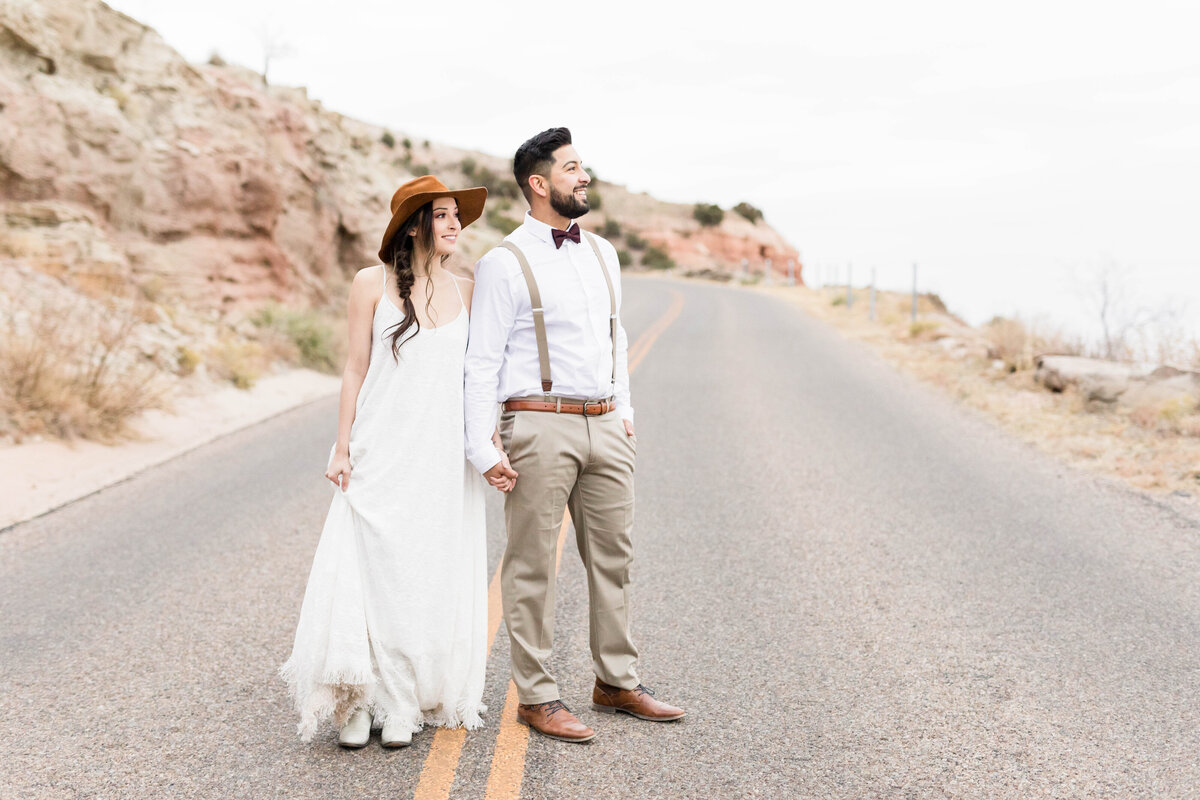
xmin=384 ymin=202 xmax=449 ymax=358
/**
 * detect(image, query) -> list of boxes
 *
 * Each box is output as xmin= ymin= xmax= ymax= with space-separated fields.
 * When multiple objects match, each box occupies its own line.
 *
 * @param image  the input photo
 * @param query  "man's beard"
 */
xmin=549 ymin=184 xmax=589 ymax=219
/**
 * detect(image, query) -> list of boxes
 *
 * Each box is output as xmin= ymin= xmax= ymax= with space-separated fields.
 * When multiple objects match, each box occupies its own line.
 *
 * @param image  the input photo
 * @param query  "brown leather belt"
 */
xmin=503 ymin=397 xmax=616 ymax=415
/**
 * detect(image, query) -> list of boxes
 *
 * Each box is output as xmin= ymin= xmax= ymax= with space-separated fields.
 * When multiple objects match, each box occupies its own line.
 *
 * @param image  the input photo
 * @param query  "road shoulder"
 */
xmin=1 ymin=369 xmax=339 ymax=530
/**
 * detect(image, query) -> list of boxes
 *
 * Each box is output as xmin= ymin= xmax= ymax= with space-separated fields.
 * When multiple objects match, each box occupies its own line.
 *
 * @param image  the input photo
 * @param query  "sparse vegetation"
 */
xmin=251 ymin=304 xmax=339 ymax=373
xmin=908 ymin=319 xmax=941 ymax=339
xmin=486 ymin=207 xmax=522 ymax=235
xmin=470 ymin=164 xmax=521 ymax=200
xmin=587 ymin=189 xmax=602 ymax=210
xmin=761 ymin=282 xmax=1200 ymax=496
xmin=380 ymin=131 xmax=395 ymax=149
xmin=625 ymin=232 xmax=648 ymax=251
xmin=693 ymin=203 xmax=724 ymax=227
xmin=600 ymin=219 xmax=622 ymax=239
xmin=733 ymin=202 xmax=763 ymax=224
xmin=985 ymin=316 xmax=1081 ymax=372
xmin=209 ymin=339 xmax=266 ymax=389
xmin=642 ymin=246 xmax=675 ymax=270
xmin=101 ymin=83 xmax=131 ymax=111
xmin=0 ymin=293 xmax=166 ymax=441
xmin=617 ymin=249 xmax=632 ymax=268
xmin=176 ymin=346 xmax=201 ymax=377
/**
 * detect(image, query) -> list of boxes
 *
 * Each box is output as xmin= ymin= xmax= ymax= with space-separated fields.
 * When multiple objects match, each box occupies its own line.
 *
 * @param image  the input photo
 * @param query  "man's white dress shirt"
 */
xmin=464 ymin=212 xmax=633 ymax=474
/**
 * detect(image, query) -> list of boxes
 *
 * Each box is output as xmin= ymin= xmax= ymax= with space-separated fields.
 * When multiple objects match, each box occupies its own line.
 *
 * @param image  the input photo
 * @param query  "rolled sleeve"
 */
xmin=464 ymin=249 xmax=516 ymax=473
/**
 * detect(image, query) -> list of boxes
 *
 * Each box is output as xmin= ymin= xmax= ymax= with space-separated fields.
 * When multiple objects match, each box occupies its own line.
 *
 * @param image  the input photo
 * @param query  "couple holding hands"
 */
xmin=280 ymin=127 xmax=684 ymax=748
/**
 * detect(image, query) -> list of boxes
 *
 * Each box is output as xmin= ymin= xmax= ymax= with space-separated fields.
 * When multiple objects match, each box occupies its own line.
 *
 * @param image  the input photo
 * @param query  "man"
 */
xmin=464 ymin=127 xmax=684 ymax=743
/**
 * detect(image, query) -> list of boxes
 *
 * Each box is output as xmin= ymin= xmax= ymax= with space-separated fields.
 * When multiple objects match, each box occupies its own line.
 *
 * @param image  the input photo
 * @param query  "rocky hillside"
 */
xmin=0 ymin=0 xmax=800 ymax=442
xmin=0 ymin=0 xmax=799 ymax=313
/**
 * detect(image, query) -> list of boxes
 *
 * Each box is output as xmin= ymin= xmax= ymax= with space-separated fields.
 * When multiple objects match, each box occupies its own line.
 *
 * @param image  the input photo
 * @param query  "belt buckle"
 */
xmin=582 ymin=400 xmax=601 ymax=416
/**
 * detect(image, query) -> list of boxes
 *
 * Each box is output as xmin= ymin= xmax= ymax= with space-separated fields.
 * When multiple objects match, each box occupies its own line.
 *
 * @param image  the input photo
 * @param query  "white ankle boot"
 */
xmin=338 ymin=708 xmax=371 ymax=748
xmin=381 ymin=718 xmax=412 ymax=748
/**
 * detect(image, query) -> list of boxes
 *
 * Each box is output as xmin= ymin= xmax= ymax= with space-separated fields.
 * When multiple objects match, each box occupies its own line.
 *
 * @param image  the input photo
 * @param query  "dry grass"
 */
xmin=0 ymin=293 xmax=167 ymax=442
xmin=759 ymin=283 xmax=1200 ymax=499
xmin=206 ymin=339 xmax=268 ymax=390
xmin=250 ymin=304 xmax=341 ymax=373
xmin=983 ymin=316 xmax=1084 ymax=371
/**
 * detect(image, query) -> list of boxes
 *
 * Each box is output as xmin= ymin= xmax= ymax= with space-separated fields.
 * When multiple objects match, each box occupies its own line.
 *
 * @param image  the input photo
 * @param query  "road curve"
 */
xmin=1 ymin=276 xmax=1198 ymax=799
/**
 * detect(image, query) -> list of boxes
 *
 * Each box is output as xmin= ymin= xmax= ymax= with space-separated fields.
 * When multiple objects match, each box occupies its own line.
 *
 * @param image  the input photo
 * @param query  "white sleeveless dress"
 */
xmin=281 ymin=269 xmax=488 ymax=741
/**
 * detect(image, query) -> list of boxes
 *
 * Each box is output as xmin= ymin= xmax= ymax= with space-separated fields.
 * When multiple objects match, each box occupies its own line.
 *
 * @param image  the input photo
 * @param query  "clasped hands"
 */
xmin=484 ymin=453 xmax=517 ymax=493
xmin=484 ymin=430 xmax=517 ymax=493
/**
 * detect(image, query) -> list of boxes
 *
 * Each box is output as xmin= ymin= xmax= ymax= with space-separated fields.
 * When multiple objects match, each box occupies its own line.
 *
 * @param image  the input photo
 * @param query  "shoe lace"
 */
xmin=634 ymin=685 xmax=656 ymax=697
xmin=539 ymin=699 xmax=569 ymax=717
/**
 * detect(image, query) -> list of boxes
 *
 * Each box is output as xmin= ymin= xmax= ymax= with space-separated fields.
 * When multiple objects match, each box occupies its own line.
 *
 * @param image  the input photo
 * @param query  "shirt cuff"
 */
xmin=468 ymin=445 xmax=503 ymax=475
xmin=617 ymin=404 xmax=634 ymax=424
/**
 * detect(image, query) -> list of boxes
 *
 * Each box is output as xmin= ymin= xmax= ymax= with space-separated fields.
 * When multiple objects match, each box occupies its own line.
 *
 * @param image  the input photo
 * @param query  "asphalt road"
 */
xmin=2 ymin=276 xmax=1198 ymax=799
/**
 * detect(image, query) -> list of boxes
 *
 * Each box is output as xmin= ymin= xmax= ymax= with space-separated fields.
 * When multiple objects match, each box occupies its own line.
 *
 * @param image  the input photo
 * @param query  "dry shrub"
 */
xmin=908 ymin=319 xmax=941 ymax=339
xmin=986 ymin=317 xmax=1036 ymax=371
xmin=207 ymin=339 xmax=267 ymax=389
xmin=176 ymin=346 xmax=202 ymax=377
xmin=251 ymin=304 xmax=341 ymax=373
xmin=0 ymin=293 xmax=166 ymax=441
xmin=1129 ymin=394 xmax=1199 ymax=434
xmin=985 ymin=316 xmax=1082 ymax=372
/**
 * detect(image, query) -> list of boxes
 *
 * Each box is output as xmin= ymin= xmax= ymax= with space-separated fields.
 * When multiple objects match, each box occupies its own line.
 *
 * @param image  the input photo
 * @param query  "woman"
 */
xmin=281 ymin=175 xmax=510 ymax=749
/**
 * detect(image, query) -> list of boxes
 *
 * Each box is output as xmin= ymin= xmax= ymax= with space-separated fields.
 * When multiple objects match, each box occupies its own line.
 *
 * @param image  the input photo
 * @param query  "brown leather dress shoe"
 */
xmin=592 ymin=680 xmax=686 ymax=721
xmin=516 ymin=700 xmax=596 ymax=743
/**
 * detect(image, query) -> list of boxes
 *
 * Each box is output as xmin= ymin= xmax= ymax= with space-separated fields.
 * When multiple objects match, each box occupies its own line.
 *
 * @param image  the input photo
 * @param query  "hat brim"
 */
xmin=378 ymin=185 xmax=489 ymax=262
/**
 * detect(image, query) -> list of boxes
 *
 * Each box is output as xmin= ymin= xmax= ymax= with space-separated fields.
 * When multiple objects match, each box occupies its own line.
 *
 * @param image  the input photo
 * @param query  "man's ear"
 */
xmin=529 ymin=174 xmax=549 ymax=200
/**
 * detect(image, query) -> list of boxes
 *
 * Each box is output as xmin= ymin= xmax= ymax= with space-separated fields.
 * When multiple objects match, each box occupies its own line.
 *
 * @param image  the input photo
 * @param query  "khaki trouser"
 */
xmin=498 ymin=406 xmax=640 ymax=704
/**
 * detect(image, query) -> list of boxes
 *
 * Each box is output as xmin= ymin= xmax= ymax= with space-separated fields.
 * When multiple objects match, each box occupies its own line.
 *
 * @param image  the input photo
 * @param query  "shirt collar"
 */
xmin=521 ymin=211 xmax=576 ymax=246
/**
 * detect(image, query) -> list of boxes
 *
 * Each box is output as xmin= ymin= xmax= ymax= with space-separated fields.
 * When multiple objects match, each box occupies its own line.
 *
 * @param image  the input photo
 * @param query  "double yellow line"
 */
xmin=414 ymin=286 xmax=685 ymax=800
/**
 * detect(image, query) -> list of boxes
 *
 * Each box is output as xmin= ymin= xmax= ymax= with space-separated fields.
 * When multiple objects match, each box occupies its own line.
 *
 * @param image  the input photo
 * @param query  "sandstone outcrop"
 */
xmin=0 ymin=0 xmax=802 ymax=314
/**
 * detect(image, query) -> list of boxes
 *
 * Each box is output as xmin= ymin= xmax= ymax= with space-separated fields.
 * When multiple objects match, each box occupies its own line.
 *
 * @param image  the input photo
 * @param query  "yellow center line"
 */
xmin=627 ymin=290 xmax=684 ymax=374
xmin=413 ymin=284 xmax=685 ymax=800
xmin=483 ymin=514 xmax=570 ymax=800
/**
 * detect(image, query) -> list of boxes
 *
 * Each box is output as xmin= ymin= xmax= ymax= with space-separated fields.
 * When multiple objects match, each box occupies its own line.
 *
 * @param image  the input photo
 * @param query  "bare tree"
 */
xmin=1081 ymin=261 xmax=1175 ymax=362
xmin=256 ymin=16 xmax=294 ymax=85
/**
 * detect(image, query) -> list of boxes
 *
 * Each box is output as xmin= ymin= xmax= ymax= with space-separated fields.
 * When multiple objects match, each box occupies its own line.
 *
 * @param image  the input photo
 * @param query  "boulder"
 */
xmin=1034 ymin=355 xmax=1134 ymax=402
xmin=1120 ymin=373 xmax=1200 ymax=412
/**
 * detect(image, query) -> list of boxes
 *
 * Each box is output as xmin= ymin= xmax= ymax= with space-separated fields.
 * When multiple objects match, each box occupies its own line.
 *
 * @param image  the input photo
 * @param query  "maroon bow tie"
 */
xmin=551 ymin=223 xmax=581 ymax=249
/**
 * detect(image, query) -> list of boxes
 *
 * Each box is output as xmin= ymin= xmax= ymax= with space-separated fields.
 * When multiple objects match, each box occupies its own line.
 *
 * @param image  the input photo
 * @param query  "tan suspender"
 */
xmin=584 ymin=232 xmax=619 ymax=391
xmin=500 ymin=241 xmax=553 ymax=392
xmin=500 ymin=232 xmax=617 ymax=397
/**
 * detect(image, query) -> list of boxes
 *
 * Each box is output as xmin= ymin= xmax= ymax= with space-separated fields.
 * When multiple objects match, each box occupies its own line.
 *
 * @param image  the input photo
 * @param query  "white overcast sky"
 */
xmin=107 ymin=0 xmax=1200 ymax=342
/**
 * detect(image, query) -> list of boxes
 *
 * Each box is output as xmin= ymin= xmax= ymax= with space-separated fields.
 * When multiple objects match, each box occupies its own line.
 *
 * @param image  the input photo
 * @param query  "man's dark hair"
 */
xmin=513 ymin=127 xmax=573 ymax=203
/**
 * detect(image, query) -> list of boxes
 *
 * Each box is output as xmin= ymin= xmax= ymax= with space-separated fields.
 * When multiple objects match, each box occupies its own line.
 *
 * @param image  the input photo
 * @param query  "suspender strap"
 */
xmin=583 ymin=232 xmax=618 ymax=386
xmin=499 ymin=233 xmax=619 ymax=397
xmin=500 ymin=241 xmax=553 ymax=393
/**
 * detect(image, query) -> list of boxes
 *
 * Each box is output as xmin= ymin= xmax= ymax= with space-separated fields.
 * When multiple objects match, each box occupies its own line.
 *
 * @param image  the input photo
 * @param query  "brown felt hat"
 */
xmin=378 ymin=175 xmax=488 ymax=262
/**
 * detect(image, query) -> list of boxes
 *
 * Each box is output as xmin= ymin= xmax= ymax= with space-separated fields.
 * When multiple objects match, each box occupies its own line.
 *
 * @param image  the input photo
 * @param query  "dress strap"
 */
xmin=378 ymin=264 xmax=388 ymax=300
xmin=447 ymin=272 xmax=466 ymax=306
